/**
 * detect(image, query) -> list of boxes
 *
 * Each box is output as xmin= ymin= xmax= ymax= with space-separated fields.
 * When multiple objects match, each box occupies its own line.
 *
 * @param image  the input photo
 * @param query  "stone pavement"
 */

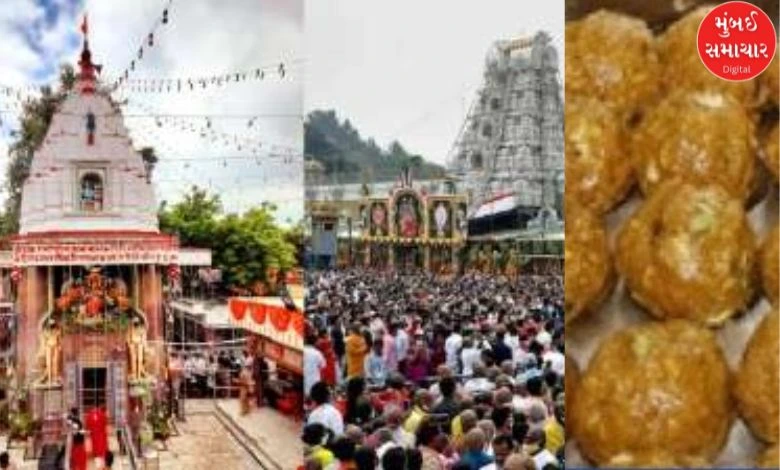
xmin=216 ymin=400 xmax=302 ymax=470
xmin=155 ymin=409 xmax=260 ymax=469
xmin=0 ymin=400 xmax=276 ymax=470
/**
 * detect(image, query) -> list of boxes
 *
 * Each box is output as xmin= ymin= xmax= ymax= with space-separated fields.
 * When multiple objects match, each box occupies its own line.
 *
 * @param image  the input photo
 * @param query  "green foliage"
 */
xmin=0 ymin=64 xmax=82 ymax=236
xmin=304 ymin=109 xmax=445 ymax=184
xmin=159 ymin=186 xmax=297 ymax=289
xmin=8 ymin=410 xmax=38 ymax=439
xmin=147 ymin=400 xmax=171 ymax=440
xmin=1 ymin=84 xmax=65 ymax=236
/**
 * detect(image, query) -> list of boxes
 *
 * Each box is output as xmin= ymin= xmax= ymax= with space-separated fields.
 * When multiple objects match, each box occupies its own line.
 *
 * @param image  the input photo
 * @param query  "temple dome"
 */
xmin=19 ymin=88 xmax=159 ymax=234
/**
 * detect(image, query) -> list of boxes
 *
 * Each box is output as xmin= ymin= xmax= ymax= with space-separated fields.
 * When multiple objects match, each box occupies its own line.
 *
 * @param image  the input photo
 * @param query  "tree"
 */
xmin=158 ymin=185 xmax=221 ymax=249
xmin=159 ymin=186 xmax=297 ymax=290
xmin=1 ymin=82 xmax=65 ymax=236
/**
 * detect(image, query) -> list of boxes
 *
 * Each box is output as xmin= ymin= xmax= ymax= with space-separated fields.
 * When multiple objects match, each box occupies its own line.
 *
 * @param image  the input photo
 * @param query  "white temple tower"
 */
xmin=447 ymin=32 xmax=563 ymax=219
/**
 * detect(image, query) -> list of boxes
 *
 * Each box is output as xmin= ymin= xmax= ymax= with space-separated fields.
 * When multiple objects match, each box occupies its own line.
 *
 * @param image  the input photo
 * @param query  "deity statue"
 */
xmin=127 ymin=318 xmax=147 ymax=381
xmin=86 ymin=267 xmax=104 ymax=294
xmin=37 ymin=321 xmax=61 ymax=385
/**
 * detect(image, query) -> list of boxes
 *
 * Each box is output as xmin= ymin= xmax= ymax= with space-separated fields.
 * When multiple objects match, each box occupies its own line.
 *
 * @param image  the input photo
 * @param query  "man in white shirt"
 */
xmin=463 ymin=363 xmax=495 ymax=395
xmin=303 ymin=337 xmax=325 ymax=397
xmin=525 ymin=428 xmax=559 ymax=469
xmin=460 ymin=337 xmax=481 ymax=377
xmin=383 ymin=405 xmax=414 ymax=447
xmin=395 ymin=324 xmax=410 ymax=368
xmin=306 ymin=382 xmax=344 ymax=437
xmin=445 ymin=329 xmax=463 ymax=373
xmin=542 ymin=345 xmax=565 ymax=377
xmin=535 ymin=324 xmax=553 ymax=349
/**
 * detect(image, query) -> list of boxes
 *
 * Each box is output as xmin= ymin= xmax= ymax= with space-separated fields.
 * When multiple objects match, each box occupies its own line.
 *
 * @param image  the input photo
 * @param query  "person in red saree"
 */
xmin=316 ymin=328 xmax=337 ymax=386
xmin=70 ymin=431 xmax=88 ymax=470
xmin=85 ymin=407 xmax=108 ymax=461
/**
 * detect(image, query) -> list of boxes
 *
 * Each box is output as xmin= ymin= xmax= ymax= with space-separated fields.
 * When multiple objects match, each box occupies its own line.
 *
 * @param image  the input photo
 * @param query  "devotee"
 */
xmin=304 ymin=334 xmax=326 ymax=397
xmin=316 ymin=328 xmax=338 ymax=386
xmin=458 ymin=428 xmax=495 ymax=469
xmin=308 ymin=381 xmax=345 ymax=437
xmin=0 ymin=452 xmax=16 ymax=470
xmin=345 ymin=324 xmax=368 ymax=380
xmin=237 ymin=364 xmax=254 ymax=415
xmin=364 ymin=339 xmax=388 ymax=386
xmin=303 ymin=267 xmax=563 ymax=470
xmin=70 ymin=431 xmax=88 ymax=470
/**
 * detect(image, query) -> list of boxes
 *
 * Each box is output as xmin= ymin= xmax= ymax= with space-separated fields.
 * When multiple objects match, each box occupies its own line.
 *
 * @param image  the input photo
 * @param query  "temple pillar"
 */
xmin=140 ymin=265 xmax=163 ymax=342
xmin=47 ymin=266 xmax=53 ymax=313
xmin=139 ymin=265 xmax=165 ymax=378
xmin=17 ymin=266 xmax=48 ymax=384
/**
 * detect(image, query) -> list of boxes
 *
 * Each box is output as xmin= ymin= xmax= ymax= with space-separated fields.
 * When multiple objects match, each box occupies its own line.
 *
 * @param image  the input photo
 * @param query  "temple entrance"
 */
xmin=395 ymin=246 xmax=422 ymax=272
xmin=81 ymin=367 xmax=107 ymax=410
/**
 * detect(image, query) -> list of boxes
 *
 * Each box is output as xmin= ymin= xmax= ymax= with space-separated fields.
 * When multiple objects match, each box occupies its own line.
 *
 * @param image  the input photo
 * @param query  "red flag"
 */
xmin=80 ymin=14 xmax=88 ymax=35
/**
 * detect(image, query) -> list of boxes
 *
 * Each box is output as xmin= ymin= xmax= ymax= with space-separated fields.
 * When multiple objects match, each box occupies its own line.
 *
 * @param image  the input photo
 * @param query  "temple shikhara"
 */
xmin=4 ymin=29 xmax=206 ymax=440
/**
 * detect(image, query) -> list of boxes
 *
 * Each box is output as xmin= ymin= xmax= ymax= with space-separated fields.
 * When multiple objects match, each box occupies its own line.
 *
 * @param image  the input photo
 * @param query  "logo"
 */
xmin=697 ymin=1 xmax=777 ymax=81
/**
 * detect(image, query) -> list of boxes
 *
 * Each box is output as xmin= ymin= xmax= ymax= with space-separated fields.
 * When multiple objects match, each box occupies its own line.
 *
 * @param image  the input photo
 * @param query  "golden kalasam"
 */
xmin=571 ymin=320 xmax=731 ymax=467
xmin=564 ymin=208 xmax=614 ymax=324
xmin=631 ymin=90 xmax=756 ymax=202
xmin=659 ymin=6 xmax=757 ymax=106
xmin=565 ymin=97 xmax=634 ymax=214
xmin=757 ymin=444 xmax=779 ymax=469
xmin=616 ymin=181 xmax=756 ymax=326
xmin=565 ymin=10 xmax=658 ymax=120
xmin=734 ymin=308 xmax=779 ymax=444
xmin=764 ymin=124 xmax=779 ymax=180
xmin=761 ymin=224 xmax=779 ymax=305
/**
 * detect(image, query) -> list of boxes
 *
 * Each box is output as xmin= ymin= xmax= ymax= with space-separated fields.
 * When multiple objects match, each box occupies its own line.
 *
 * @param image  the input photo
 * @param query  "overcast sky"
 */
xmin=0 ymin=0 xmax=303 ymax=222
xmin=305 ymin=0 xmax=564 ymax=166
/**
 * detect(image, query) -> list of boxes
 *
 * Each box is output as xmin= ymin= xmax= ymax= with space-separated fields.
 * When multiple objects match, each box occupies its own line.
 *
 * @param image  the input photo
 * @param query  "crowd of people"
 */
xmin=167 ymin=349 xmax=263 ymax=400
xmin=302 ymin=268 xmax=565 ymax=470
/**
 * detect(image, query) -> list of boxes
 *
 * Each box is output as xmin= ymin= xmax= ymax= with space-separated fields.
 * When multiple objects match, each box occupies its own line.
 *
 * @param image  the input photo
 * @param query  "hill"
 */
xmin=304 ymin=109 xmax=446 ymax=184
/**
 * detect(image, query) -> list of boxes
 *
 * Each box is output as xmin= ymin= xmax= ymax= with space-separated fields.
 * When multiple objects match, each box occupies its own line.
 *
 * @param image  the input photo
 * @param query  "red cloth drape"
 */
xmin=85 ymin=407 xmax=108 ymax=459
xmin=230 ymin=299 xmax=248 ymax=320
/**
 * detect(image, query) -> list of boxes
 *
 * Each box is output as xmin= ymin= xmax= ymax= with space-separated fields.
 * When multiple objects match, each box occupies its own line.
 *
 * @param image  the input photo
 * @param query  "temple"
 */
xmin=5 ymin=31 xmax=209 ymax=444
xmin=447 ymin=32 xmax=564 ymax=232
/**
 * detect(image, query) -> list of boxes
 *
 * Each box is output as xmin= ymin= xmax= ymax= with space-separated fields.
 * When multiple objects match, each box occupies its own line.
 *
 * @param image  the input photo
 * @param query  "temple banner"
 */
xmin=12 ymin=239 xmax=179 ymax=266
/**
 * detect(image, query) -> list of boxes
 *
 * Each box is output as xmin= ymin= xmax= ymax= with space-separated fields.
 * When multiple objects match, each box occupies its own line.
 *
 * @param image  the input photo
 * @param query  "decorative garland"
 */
xmin=270 ymin=307 xmax=291 ymax=331
xmin=250 ymin=303 xmax=266 ymax=324
xmin=229 ymin=298 xmax=248 ymax=320
xmin=229 ymin=298 xmax=303 ymax=337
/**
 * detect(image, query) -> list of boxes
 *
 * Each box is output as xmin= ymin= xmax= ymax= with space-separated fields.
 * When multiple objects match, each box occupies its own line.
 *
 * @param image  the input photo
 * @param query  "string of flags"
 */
xmin=126 ymin=113 xmax=303 ymax=165
xmin=124 ymin=98 xmax=301 ymax=159
xmin=111 ymin=0 xmax=174 ymax=89
xmin=113 ymin=62 xmax=293 ymax=93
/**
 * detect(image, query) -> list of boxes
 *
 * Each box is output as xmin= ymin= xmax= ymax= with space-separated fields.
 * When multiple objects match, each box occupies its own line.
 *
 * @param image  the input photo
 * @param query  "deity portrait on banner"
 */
xmin=434 ymin=202 xmax=448 ymax=237
xmin=397 ymin=195 xmax=419 ymax=238
xmin=371 ymin=203 xmax=387 ymax=236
